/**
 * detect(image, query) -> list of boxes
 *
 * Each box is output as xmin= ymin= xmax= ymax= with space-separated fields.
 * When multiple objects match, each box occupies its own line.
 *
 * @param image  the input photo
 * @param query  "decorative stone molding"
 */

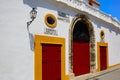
xmin=56 ymin=0 xmax=120 ymax=29
xmin=68 ymin=14 xmax=96 ymax=79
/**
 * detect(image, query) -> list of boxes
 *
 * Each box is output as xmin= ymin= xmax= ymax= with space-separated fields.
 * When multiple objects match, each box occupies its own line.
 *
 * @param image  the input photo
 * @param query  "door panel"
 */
xmin=100 ymin=46 xmax=107 ymax=71
xmin=42 ymin=44 xmax=61 ymax=80
xmin=73 ymin=41 xmax=90 ymax=76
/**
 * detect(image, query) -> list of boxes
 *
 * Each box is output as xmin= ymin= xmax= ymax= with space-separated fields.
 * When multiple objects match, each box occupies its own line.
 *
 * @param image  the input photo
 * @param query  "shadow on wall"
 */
xmin=23 ymin=0 xmax=59 ymax=51
xmin=23 ymin=0 xmax=39 ymax=9
xmin=23 ymin=0 xmax=58 ymax=11
xmin=92 ymin=17 xmax=120 ymax=35
xmin=23 ymin=0 xmax=41 ymax=51
xmin=109 ymin=25 xmax=120 ymax=35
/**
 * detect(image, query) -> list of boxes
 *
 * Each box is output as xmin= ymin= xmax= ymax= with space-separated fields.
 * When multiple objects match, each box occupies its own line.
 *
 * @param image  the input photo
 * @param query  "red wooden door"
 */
xmin=73 ymin=41 xmax=90 ymax=76
xmin=100 ymin=46 xmax=107 ymax=71
xmin=42 ymin=44 xmax=61 ymax=80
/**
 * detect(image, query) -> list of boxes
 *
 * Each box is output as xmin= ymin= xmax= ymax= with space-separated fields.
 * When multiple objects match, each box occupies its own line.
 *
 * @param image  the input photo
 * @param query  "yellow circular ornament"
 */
xmin=100 ymin=30 xmax=105 ymax=39
xmin=44 ymin=14 xmax=57 ymax=28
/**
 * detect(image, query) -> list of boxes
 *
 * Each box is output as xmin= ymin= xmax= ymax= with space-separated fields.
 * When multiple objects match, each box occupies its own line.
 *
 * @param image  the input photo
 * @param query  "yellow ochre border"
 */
xmin=100 ymin=30 xmax=105 ymax=39
xmin=108 ymin=63 xmax=120 ymax=69
xmin=97 ymin=42 xmax=109 ymax=72
xmin=34 ymin=35 xmax=69 ymax=80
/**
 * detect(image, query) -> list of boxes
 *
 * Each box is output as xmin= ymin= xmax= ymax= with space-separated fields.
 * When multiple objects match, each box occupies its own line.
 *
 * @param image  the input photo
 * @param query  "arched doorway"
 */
xmin=73 ymin=21 xmax=90 ymax=76
xmin=69 ymin=14 xmax=96 ymax=76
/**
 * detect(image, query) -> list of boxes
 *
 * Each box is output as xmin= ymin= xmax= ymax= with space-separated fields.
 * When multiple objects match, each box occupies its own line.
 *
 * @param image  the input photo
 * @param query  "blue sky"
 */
xmin=97 ymin=0 xmax=120 ymax=21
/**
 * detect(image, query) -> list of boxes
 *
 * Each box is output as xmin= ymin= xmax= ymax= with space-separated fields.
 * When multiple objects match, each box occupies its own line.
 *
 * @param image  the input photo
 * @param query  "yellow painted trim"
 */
xmin=44 ymin=14 xmax=57 ymax=28
xmin=97 ymin=42 xmax=109 ymax=72
xmin=108 ymin=63 xmax=120 ymax=69
xmin=34 ymin=35 xmax=68 ymax=80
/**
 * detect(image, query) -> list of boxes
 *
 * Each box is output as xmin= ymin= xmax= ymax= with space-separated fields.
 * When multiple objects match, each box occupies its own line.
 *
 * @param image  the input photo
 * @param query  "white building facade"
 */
xmin=0 ymin=0 xmax=120 ymax=80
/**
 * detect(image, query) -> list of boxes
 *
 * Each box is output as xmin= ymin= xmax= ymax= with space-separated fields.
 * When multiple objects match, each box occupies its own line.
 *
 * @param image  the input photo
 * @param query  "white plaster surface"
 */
xmin=0 ymin=0 xmax=120 ymax=80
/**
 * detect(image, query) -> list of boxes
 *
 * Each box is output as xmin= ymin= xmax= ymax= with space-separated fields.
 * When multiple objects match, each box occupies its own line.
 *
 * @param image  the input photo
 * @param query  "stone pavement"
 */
xmin=74 ymin=65 xmax=120 ymax=80
xmin=87 ymin=66 xmax=120 ymax=80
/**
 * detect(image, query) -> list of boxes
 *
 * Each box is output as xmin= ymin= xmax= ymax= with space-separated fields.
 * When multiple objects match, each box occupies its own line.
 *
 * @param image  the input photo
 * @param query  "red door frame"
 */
xmin=100 ymin=46 xmax=107 ymax=71
xmin=42 ymin=44 xmax=61 ymax=80
xmin=73 ymin=41 xmax=90 ymax=76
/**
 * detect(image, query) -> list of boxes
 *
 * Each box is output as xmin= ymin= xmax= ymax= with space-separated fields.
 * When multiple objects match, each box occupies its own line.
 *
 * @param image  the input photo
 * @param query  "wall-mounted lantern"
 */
xmin=27 ymin=8 xmax=37 ymax=51
xmin=27 ymin=8 xmax=37 ymax=30
xmin=30 ymin=8 xmax=37 ymax=21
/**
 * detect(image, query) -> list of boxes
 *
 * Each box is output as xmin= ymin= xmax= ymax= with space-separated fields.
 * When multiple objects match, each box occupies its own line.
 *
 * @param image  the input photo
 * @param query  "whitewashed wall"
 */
xmin=0 ymin=0 xmax=120 ymax=80
xmin=0 ymin=0 xmax=34 ymax=80
xmin=0 ymin=0 xmax=76 ymax=79
xmin=90 ymin=16 xmax=120 ymax=67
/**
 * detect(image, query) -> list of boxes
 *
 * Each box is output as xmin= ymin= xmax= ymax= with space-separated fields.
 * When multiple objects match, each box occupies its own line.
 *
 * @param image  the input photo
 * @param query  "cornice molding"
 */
xmin=56 ymin=0 xmax=120 ymax=30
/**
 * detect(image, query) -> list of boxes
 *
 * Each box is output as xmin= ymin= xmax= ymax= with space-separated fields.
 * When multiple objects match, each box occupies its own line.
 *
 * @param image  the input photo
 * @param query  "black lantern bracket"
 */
xmin=27 ymin=8 xmax=37 ymax=31
xmin=27 ymin=8 xmax=37 ymax=51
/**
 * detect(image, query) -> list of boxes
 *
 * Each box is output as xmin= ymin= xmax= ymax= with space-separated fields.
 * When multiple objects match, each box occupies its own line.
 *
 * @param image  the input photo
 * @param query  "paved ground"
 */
xmin=88 ymin=66 xmax=120 ymax=80
xmin=97 ymin=69 xmax=120 ymax=80
xmin=74 ymin=66 xmax=120 ymax=80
